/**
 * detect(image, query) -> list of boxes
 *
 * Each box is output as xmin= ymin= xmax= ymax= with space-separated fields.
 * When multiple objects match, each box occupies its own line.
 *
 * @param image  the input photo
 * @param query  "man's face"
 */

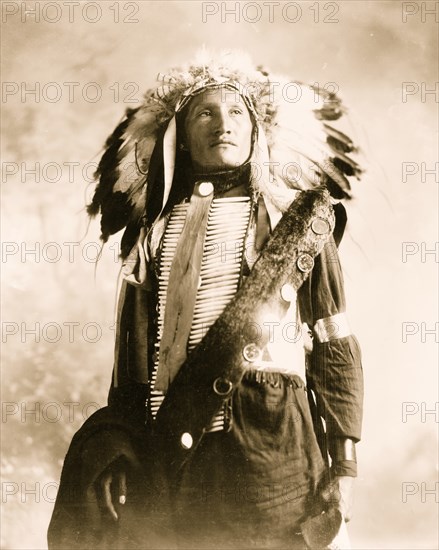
xmin=183 ymin=87 xmax=253 ymax=173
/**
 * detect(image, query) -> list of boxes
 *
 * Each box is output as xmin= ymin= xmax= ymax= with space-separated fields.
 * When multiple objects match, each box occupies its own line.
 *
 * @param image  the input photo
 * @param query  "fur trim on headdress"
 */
xmin=89 ymin=49 xmax=362 ymax=250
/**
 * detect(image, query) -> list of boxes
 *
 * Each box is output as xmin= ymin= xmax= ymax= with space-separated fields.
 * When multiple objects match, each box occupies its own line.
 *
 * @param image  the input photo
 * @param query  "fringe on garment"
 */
xmin=243 ymin=368 xmax=305 ymax=389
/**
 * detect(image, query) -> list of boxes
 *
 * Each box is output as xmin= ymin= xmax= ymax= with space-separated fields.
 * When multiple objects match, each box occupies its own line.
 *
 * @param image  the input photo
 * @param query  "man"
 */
xmin=49 ymin=51 xmax=363 ymax=549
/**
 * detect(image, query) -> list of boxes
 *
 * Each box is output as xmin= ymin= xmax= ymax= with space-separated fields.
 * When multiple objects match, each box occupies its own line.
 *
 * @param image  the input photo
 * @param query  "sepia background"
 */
xmin=1 ymin=1 xmax=438 ymax=548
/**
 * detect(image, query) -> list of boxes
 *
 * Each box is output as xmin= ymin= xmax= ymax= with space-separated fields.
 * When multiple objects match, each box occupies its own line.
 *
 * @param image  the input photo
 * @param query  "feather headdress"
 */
xmin=88 ymin=50 xmax=362 ymax=256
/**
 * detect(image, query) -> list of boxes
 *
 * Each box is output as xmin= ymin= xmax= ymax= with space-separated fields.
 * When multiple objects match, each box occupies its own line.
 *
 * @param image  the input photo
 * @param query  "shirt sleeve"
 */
xmin=297 ymin=235 xmax=364 ymax=446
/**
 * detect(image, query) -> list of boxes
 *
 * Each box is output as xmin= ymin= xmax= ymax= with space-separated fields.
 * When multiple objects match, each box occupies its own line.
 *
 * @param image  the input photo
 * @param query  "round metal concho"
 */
xmin=297 ymin=253 xmax=315 ymax=273
xmin=280 ymin=283 xmax=296 ymax=303
xmin=311 ymin=217 xmax=330 ymax=235
xmin=242 ymin=342 xmax=262 ymax=363
xmin=180 ymin=432 xmax=193 ymax=450
xmin=197 ymin=181 xmax=214 ymax=197
xmin=213 ymin=377 xmax=234 ymax=396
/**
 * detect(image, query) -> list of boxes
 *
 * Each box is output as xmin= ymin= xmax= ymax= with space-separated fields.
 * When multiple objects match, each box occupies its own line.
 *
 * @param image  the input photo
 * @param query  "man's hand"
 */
xmin=96 ymin=460 xmax=127 ymax=521
xmin=320 ymin=475 xmax=355 ymax=522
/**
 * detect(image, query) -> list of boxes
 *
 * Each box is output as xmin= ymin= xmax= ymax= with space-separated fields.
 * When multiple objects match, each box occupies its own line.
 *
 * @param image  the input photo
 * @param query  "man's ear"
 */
xmin=176 ymin=110 xmax=189 ymax=153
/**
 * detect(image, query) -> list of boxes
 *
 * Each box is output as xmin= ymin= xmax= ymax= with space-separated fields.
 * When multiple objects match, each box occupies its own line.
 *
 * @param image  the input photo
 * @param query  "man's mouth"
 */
xmin=210 ymin=140 xmax=236 ymax=147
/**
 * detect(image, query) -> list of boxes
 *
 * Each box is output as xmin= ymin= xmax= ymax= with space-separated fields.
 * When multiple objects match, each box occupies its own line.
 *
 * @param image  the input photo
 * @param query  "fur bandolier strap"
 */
xmin=154 ymin=187 xmax=335 ymax=478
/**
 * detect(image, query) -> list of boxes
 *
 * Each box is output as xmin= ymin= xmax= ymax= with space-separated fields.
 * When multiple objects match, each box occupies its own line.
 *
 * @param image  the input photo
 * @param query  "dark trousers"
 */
xmin=172 ymin=373 xmax=326 ymax=549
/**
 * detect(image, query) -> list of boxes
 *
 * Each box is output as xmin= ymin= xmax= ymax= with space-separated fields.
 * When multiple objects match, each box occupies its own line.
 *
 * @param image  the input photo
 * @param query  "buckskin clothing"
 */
xmin=49 ymin=170 xmax=363 ymax=550
xmin=159 ymin=184 xmax=361 ymax=550
xmin=49 ymin=50 xmax=365 ymax=549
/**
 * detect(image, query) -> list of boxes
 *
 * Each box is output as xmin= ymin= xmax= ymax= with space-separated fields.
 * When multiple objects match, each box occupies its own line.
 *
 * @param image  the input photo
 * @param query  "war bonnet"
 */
xmin=88 ymin=50 xmax=362 ymax=257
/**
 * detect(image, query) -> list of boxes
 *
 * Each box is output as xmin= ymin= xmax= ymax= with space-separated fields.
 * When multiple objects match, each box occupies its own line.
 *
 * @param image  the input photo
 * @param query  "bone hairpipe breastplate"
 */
xmin=149 ymin=195 xmax=252 ymax=431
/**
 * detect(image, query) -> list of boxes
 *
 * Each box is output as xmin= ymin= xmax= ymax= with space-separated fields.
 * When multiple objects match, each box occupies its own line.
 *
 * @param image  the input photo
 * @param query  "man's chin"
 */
xmin=197 ymin=157 xmax=246 ymax=174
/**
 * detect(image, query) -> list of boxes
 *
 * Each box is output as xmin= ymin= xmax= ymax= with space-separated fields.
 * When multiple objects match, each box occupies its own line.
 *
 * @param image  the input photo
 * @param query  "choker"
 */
xmin=191 ymin=162 xmax=252 ymax=197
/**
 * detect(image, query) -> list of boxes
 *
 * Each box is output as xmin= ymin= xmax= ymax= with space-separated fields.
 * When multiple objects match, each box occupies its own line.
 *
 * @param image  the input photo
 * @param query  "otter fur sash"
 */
xmin=154 ymin=187 xmax=335 ymax=477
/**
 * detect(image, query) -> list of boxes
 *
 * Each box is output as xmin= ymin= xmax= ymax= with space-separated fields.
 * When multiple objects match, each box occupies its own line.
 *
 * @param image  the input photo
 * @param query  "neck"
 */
xmin=191 ymin=162 xmax=252 ymax=197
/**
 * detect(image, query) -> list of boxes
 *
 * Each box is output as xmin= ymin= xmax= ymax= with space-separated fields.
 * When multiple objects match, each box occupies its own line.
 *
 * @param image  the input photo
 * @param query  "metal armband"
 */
xmin=330 ymin=438 xmax=357 ymax=463
xmin=313 ymin=313 xmax=351 ymax=343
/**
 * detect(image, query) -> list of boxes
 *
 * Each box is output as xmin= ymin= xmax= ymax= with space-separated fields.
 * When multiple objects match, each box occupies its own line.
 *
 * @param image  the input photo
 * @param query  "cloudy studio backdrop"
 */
xmin=1 ymin=1 xmax=438 ymax=548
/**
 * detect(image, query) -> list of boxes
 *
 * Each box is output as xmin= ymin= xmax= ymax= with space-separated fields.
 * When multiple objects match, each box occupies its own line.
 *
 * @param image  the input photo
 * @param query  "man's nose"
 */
xmin=213 ymin=111 xmax=231 ymax=134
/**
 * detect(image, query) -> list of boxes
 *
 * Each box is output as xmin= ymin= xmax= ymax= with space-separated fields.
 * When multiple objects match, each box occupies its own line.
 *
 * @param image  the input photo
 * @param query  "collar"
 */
xmin=191 ymin=162 xmax=252 ymax=197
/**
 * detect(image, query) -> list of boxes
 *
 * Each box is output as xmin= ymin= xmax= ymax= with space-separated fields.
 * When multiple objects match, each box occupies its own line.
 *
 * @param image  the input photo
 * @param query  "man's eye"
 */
xmin=231 ymin=108 xmax=244 ymax=115
xmin=199 ymin=110 xmax=212 ymax=117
